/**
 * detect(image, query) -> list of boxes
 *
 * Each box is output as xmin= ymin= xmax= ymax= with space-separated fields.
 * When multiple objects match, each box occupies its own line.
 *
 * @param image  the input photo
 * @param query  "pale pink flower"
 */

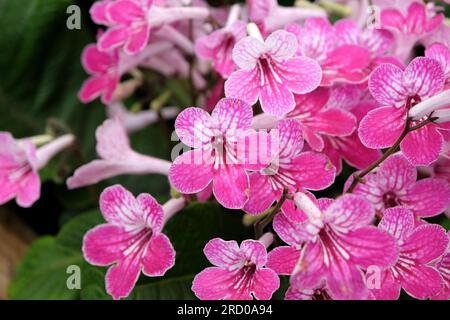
xmin=67 ymin=119 xmax=171 ymax=189
xmin=286 ymin=18 xmax=372 ymax=86
xmin=191 ymin=235 xmax=280 ymax=300
xmin=0 ymin=133 xmax=74 ymax=208
xmin=247 ymin=0 xmax=326 ymax=34
xmin=196 ymin=5 xmax=246 ymax=78
xmin=380 ymin=1 xmax=444 ymax=61
xmin=169 ymin=98 xmax=273 ymax=209
xmin=225 ymin=29 xmax=322 ymax=116
xmin=347 ymin=153 xmax=450 ymax=219
xmin=244 ymin=119 xmax=335 ymax=215
xmin=359 ymin=57 xmax=447 ymax=165
xmin=83 ymin=185 xmax=184 ymax=299
xmin=97 ymin=0 xmax=209 ymax=55
xmin=370 ymin=207 xmax=448 ymax=300
xmin=270 ymin=193 xmax=398 ymax=300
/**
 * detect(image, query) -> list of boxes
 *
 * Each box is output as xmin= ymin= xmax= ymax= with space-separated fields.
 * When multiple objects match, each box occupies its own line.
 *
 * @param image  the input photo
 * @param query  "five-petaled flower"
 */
xmin=369 ymin=207 xmax=448 ymax=300
xmin=83 ymin=184 xmax=180 ymax=300
xmin=347 ymin=153 xmax=450 ymax=219
xmin=225 ymin=29 xmax=322 ymax=117
xmin=272 ymin=193 xmax=398 ymax=300
xmin=359 ymin=57 xmax=447 ymax=165
xmin=244 ymin=119 xmax=336 ymax=215
xmin=191 ymin=236 xmax=280 ymax=300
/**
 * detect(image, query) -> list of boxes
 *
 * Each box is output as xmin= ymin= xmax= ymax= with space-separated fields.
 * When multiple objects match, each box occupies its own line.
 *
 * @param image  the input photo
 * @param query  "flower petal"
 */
xmin=276 ymin=119 xmax=304 ymax=159
xmin=325 ymin=194 xmax=374 ymax=231
xmin=141 ymin=234 xmax=175 ymax=276
xmin=265 ymin=30 xmax=298 ymax=62
xmin=368 ymin=63 xmax=406 ymax=107
xmin=241 ymin=239 xmax=268 ymax=268
xmin=400 ymin=264 xmax=445 ymax=300
xmin=244 ymin=174 xmax=278 ymax=215
xmin=16 ymin=172 xmax=40 ymax=208
xmin=213 ymin=164 xmax=249 ymax=209
xmin=105 ymin=254 xmax=141 ymax=300
xmin=369 ymin=270 xmax=401 ymax=300
xmin=212 ymin=98 xmax=253 ymax=133
xmin=96 ymin=119 xmax=132 ymax=160
xmin=136 ymin=193 xmax=163 ymax=233
xmin=277 ymin=57 xmax=322 ymax=94
xmin=273 ymin=212 xmax=313 ymax=246
xmin=400 ymin=123 xmax=443 ymax=166
xmin=326 ymin=256 xmax=368 ymax=300
xmin=252 ymin=268 xmax=280 ymax=300
xmin=232 ymin=36 xmax=264 ymax=69
xmin=266 ymin=246 xmax=301 ymax=275
xmin=203 ymin=238 xmax=242 ymax=269
xmin=259 ymin=73 xmax=296 ymax=116
xmin=175 ymin=107 xmax=212 ymax=148
xmin=107 ymin=0 xmax=145 ymax=24
xmin=81 ymin=44 xmax=114 ymax=74
xmin=224 ymin=68 xmax=261 ymax=106
xmin=124 ymin=24 xmax=150 ymax=55
xmin=98 ymin=26 xmax=129 ymax=52
xmin=403 ymin=57 xmax=445 ymax=99
xmin=99 ymin=184 xmax=142 ymax=226
xmin=378 ymin=207 xmax=415 ymax=244
xmin=377 ymin=153 xmax=417 ymax=192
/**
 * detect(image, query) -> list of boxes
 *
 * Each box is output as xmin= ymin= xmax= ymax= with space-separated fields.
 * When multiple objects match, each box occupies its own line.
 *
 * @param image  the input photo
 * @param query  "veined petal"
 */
xmin=277 ymin=57 xmax=322 ymax=94
xmin=289 ymin=152 xmax=336 ymax=191
xmin=136 ymin=193 xmax=163 ymax=233
xmin=377 ymin=153 xmax=417 ymax=192
xmin=265 ymin=30 xmax=298 ymax=62
xmin=224 ymin=68 xmax=260 ymax=106
xmin=259 ymin=73 xmax=295 ymax=117
xmin=378 ymin=207 xmax=415 ymax=245
xmin=266 ymin=246 xmax=301 ymax=275
xmin=403 ymin=57 xmax=445 ymax=99
xmin=212 ymin=98 xmax=253 ymax=133
xmin=100 ymin=184 xmax=142 ymax=226
xmin=400 ymin=264 xmax=445 ymax=300
xmin=400 ymin=124 xmax=443 ymax=166
xmin=141 ymin=234 xmax=175 ymax=276
xmin=241 ymin=240 xmax=268 ymax=268
xmin=276 ymin=119 xmax=304 ymax=159
xmin=244 ymin=174 xmax=278 ymax=215
xmin=232 ymin=36 xmax=264 ymax=69
xmin=213 ymin=164 xmax=249 ymax=209
xmin=326 ymin=256 xmax=368 ymax=300
xmin=105 ymin=254 xmax=141 ymax=300
xmin=252 ymin=268 xmax=280 ymax=300
xmin=175 ymin=107 xmax=212 ymax=148
xmin=325 ymin=194 xmax=374 ymax=231
xmin=203 ymin=238 xmax=243 ymax=269
xmin=368 ymin=63 xmax=406 ymax=107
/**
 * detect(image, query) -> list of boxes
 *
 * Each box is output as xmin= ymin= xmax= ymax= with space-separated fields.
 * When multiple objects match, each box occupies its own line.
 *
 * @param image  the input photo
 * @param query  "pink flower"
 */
xmin=247 ymin=0 xmax=326 ymax=34
xmin=196 ymin=5 xmax=246 ymax=78
xmin=67 ymin=119 xmax=171 ymax=189
xmin=0 ymin=133 xmax=74 ymax=208
xmin=191 ymin=236 xmax=280 ymax=300
xmin=370 ymin=207 xmax=448 ymax=300
xmin=426 ymin=43 xmax=450 ymax=87
xmin=432 ymin=233 xmax=449 ymax=300
xmin=169 ymin=98 xmax=273 ymax=209
xmin=97 ymin=0 xmax=209 ymax=55
xmin=359 ymin=57 xmax=447 ymax=165
xmin=348 ymin=153 xmax=450 ymax=218
xmin=380 ymin=2 xmax=444 ymax=61
xmin=244 ymin=119 xmax=336 ymax=215
xmin=270 ymin=193 xmax=398 ymax=300
xmin=83 ymin=185 xmax=182 ymax=300
xmin=224 ymin=29 xmax=322 ymax=117
xmin=79 ymin=44 xmax=120 ymax=104
xmin=286 ymin=18 xmax=372 ymax=86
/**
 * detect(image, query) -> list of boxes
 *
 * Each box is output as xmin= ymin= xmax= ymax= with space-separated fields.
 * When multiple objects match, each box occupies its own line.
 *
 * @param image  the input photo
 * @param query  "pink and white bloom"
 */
xmin=279 ymin=193 xmax=398 ymax=300
xmin=380 ymin=1 xmax=444 ymax=61
xmin=348 ymin=153 xmax=450 ymax=219
xmin=224 ymin=28 xmax=322 ymax=116
xmin=359 ymin=57 xmax=447 ymax=165
xmin=0 ymin=133 xmax=74 ymax=208
xmin=247 ymin=0 xmax=326 ymax=34
xmin=67 ymin=119 xmax=171 ymax=189
xmin=244 ymin=119 xmax=336 ymax=215
xmin=83 ymin=185 xmax=183 ymax=299
xmin=191 ymin=234 xmax=280 ymax=300
xmin=426 ymin=42 xmax=450 ymax=87
xmin=432 ymin=232 xmax=450 ymax=300
xmin=169 ymin=98 xmax=273 ymax=209
xmin=370 ymin=207 xmax=448 ymax=300
xmin=96 ymin=0 xmax=209 ymax=55
xmin=286 ymin=18 xmax=372 ymax=86
xmin=196 ymin=5 xmax=246 ymax=78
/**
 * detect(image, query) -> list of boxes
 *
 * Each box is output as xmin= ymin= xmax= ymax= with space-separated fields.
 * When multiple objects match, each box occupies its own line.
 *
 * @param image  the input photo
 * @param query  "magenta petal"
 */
xmin=107 ymin=0 xmax=144 ymax=24
xmin=213 ymin=165 xmax=249 ymax=209
xmin=277 ymin=119 xmax=304 ymax=159
xmin=378 ymin=207 xmax=415 ymax=244
xmin=377 ymin=153 xmax=417 ymax=192
xmin=124 ymin=25 xmax=150 ymax=55
xmin=403 ymin=57 xmax=444 ymax=99
xmin=105 ymin=255 xmax=141 ymax=300
xmin=266 ymin=246 xmax=300 ymax=275
xmin=241 ymin=240 xmax=268 ymax=268
xmin=136 ymin=193 xmax=163 ymax=233
xmin=224 ymin=68 xmax=260 ymax=106
xmin=326 ymin=256 xmax=367 ymax=300
xmin=175 ymin=107 xmax=212 ymax=148
xmin=310 ymin=108 xmax=357 ymax=136
xmin=400 ymin=264 xmax=445 ymax=300
xmin=344 ymin=226 xmax=398 ymax=269
xmin=83 ymin=224 xmax=128 ymax=266
xmin=203 ymin=238 xmax=242 ymax=268
xmin=291 ymin=241 xmax=325 ymax=290
xmin=211 ymin=98 xmax=253 ymax=133
xmin=16 ymin=172 xmax=40 ymax=208
xmin=401 ymin=224 xmax=448 ymax=264
xmin=169 ymin=150 xmax=214 ymax=194
xmin=98 ymin=26 xmax=129 ymax=51
xmin=358 ymin=106 xmax=405 ymax=149
xmin=79 ymin=75 xmax=109 ymax=103
xmin=325 ymin=194 xmax=374 ymax=231
xmin=332 ymin=134 xmax=381 ymax=170
xmin=252 ymin=268 xmax=280 ymax=300
xmin=369 ymin=270 xmax=401 ymax=300
xmin=277 ymin=57 xmax=322 ymax=94
xmin=273 ymin=212 xmax=313 ymax=246
xmin=426 ymin=43 xmax=450 ymax=78
xmin=403 ymin=178 xmax=450 ymax=218
xmin=244 ymin=174 xmax=277 ymax=215
xmin=259 ymin=76 xmax=295 ymax=116
xmin=81 ymin=44 xmax=113 ymax=74
xmin=400 ymin=124 xmax=443 ymax=166
xmin=141 ymin=234 xmax=175 ymax=276
xmin=368 ymin=63 xmax=406 ymax=107
xmin=100 ymin=184 xmax=142 ymax=226
xmin=289 ymin=151 xmax=336 ymax=190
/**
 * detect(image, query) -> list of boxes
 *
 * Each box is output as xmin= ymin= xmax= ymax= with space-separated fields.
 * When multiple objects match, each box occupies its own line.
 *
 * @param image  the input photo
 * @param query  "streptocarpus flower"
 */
xmin=359 ymin=57 xmax=447 ymax=165
xmin=432 ymin=233 xmax=449 ymax=300
xmin=426 ymin=42 xmax=450 ymax=87
xmin=244 ymin=119 xmax=335 ymax=215
xmin=196 ymin=5 xmax=246 ymax=78
xmin=286 ymin=18 xmax=372 ymax=86
xmin=348 ymin=153 xmax=450 ymax=218
xmin=247 ymin=0 xmax=326 ymax=34
xmin=370 ymin=207 xmax=448 ymax=300
xmin=67 ymin=119 xmax=171 ymax=189
xmin=224 ymin=28 xmax=322 ymax=117
xmin=285 ymin=193 xmax=398 ymax=300
xmin=97 ymin=0 xmax=209 ymax=55
xmin=380 ymin=1 xmax=444 ymax=61
xmin=191 ymin=234 xmax=280 ymax=300
xmin=0 ymin=133 xmax=74 ymax=208
xmin=83 ymin=185 xmax=184 ymax=299
xmin=169 ymin=98 xmax=273 ymax=209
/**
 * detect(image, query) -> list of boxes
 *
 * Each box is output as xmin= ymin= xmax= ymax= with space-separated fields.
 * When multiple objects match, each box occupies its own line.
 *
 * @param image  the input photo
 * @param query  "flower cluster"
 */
xmin=3 ymin=0 xmax=450 ymax=301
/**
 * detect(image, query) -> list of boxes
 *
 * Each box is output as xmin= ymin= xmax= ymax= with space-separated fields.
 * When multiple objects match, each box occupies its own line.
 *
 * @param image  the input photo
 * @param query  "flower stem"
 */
xmin=254 ymin=187 xmax=288 ymax=239
xmin=347 ymin=115 xmax=435 ymax=193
